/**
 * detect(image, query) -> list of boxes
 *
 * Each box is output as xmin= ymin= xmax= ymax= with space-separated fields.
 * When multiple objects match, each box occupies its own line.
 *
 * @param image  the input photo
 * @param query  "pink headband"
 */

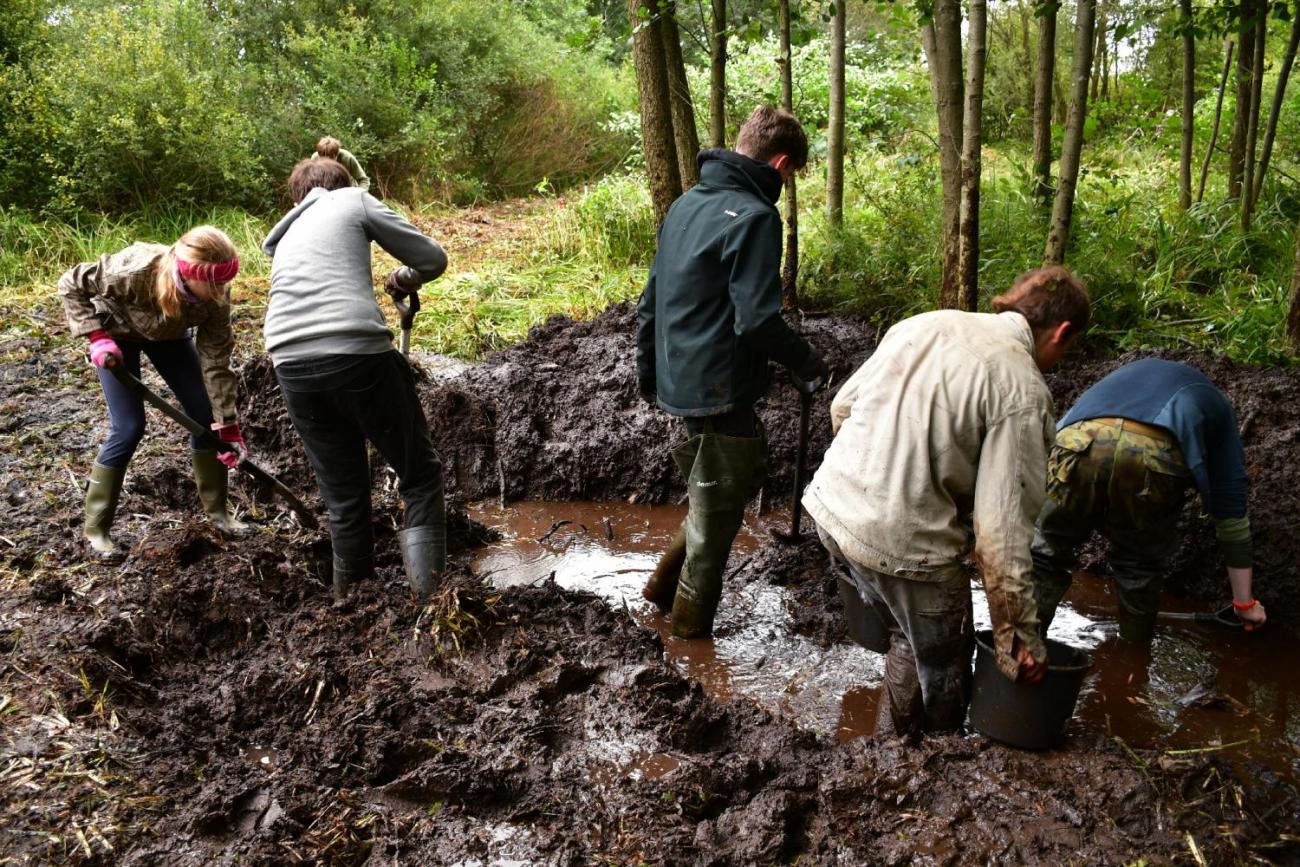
xmin=177 ymin=256 xmax=240 ymax=284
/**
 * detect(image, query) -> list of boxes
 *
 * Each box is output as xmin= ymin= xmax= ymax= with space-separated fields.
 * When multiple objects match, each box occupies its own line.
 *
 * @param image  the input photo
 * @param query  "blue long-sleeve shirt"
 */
xmin=1059 ymin=359 xmax=1247 ymax=519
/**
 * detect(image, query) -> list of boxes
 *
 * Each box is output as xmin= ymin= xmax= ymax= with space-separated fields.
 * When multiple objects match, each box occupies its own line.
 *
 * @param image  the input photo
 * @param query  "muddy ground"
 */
xmin=2 ymin=302 xmax=1298 ymax=864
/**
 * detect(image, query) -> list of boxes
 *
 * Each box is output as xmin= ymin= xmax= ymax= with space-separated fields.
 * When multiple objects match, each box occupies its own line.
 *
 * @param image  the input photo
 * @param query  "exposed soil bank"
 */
xmin=1 ymin=304 xmax=1297 ymax=863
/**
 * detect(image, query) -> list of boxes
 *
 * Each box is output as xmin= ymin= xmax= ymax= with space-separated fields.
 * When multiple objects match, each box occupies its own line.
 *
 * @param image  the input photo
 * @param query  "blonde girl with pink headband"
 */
xmin=58 ymin=225 xmax=248 ymax=556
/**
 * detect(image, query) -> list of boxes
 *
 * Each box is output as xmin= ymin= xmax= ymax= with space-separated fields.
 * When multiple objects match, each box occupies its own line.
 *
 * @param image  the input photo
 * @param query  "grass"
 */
xmin=2 ymin=147 xmax=1296 ymax=365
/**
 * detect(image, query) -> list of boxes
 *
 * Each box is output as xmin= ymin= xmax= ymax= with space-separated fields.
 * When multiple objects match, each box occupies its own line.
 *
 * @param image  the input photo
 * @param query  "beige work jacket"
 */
xmin=57 ymin=243 xmax=239 ymax=423
xmin=802 ymin=310 xmax=1053 ymax=674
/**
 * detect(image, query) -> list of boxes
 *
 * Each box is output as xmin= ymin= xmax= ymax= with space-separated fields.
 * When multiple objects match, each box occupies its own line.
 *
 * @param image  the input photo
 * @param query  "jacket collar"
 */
xmin=696 ymin=149 xmax=783 ymax=204
xmin=261 ymin=187 xmax=330 ymax=257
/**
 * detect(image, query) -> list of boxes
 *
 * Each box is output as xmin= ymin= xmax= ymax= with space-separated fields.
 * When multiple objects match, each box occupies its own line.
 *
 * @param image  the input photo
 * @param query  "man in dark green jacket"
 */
xmin=637 ymin=105 xmax=828 ymax=638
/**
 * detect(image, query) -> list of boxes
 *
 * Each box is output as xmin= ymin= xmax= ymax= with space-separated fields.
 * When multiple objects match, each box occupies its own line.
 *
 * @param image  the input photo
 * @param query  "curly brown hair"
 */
xmin=991 ymin=266 xmax=1091 ymax=338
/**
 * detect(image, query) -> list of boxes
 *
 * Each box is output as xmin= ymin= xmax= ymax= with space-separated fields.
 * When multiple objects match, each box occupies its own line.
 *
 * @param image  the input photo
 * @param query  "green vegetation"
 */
xmin=1 ymin=0 xmax=1297 ymax=364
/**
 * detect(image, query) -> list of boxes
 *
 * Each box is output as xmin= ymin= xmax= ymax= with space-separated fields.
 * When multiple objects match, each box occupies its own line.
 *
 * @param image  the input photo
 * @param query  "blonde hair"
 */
xmin=316 ymin=136 xmax=341 ymax=159
xmin=154 ymin=226 xmax=238 ymax=319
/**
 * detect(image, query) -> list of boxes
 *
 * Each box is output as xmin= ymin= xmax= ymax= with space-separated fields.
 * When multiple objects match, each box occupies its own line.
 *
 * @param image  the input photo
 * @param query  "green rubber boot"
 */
xmin=643 ymin=525 xmax=687 ymax=615
xmin=668 ymin=430 xmax=765 ymax=639
xmin=400 ymin=523 xmax=446 ymax=599
xmin=191 ymin=450 xmax=248 ymax=534
xmin=83 ymin=462 xmax=126 ymax=555
xmin=332 ymin=553 xmax=374 ymax=603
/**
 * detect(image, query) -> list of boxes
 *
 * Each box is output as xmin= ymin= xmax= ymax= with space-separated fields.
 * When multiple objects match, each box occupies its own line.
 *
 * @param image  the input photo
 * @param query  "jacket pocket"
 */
xmin=1046 ymin=426 xmax=1093 ymax=508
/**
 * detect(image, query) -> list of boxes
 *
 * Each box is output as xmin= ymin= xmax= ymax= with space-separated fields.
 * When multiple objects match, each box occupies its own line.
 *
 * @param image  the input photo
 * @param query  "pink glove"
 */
xmin=211 ymin=422 xmax=246 ymax=469
xmin=87 ymin=329 xmax=123 ymax=368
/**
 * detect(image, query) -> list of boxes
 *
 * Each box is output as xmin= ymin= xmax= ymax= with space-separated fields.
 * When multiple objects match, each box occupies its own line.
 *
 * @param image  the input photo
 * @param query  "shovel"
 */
xmin=1157 ymin=604 xmax=1256 ymax=631
xmin=104 ymin=358 xmax=319 ymax=529
xmin=393 ymin=290 xmax=420 ymax=356
xmin=771 ymin=372 xmax=824 ymax=544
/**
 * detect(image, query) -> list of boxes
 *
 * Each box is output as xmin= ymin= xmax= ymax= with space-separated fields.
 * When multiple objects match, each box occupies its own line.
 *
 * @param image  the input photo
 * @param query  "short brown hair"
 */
xmin=316 ymin=136 xmax=341 ymax=159
xmin=289 ymin=157 xmax=353 ymax=203
xmin=991 ymin=266 xmax=1091 ymax=338
xmin=735 ymin=106 xmax=809 ymax=169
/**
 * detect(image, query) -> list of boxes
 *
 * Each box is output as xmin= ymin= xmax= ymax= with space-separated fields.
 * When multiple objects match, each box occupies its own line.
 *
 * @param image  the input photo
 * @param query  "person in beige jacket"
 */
xmin=803 ymin=267 xmax=1090 ymax=736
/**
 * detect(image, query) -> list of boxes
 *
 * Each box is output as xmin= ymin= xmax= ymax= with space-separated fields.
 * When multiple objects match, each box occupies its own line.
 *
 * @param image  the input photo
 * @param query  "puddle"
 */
xmin=468 ymin=500 xmax=1300 ymax=782
xmin=244 ymin=747 xmax=278 ymax=769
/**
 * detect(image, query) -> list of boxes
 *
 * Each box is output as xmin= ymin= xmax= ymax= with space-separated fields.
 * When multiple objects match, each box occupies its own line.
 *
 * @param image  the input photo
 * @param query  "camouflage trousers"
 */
xmin=1031 ymin=418 xmax=1191 ymax=643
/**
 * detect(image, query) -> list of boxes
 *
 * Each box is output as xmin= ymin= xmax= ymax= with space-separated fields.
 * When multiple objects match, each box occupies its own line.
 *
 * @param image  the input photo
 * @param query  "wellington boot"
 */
xmin=191 ymin=450 xmax=248 ymax=534
xmin=400 ymin=523 xmax=446 ymax=599
xmin=83 ymin=462 xmax=126 ymax=556
xmin=332 ymin=554 xmax=374 ymax=603
xmin=643 ymin=525 xmax=687 ymax=615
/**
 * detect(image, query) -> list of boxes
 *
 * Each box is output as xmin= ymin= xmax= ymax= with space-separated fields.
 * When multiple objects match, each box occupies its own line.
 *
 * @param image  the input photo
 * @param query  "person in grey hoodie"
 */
xmin=262 ymin=157 xmax=448 ymax=602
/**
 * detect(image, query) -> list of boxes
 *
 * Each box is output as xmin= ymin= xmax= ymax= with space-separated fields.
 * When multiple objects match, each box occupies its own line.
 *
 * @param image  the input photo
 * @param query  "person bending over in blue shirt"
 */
xmin=1032 ymin=358 xmax=1267 ymax=642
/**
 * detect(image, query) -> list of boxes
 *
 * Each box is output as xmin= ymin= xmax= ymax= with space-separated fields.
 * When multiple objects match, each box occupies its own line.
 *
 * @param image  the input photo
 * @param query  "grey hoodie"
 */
xmin=261 ymin=186 xmax=447 ymax=364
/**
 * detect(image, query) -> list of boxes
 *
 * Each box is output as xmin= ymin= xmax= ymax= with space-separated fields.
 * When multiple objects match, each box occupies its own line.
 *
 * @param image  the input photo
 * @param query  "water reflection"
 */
xmin=469 ymin=501 xmax=1299 ymax=781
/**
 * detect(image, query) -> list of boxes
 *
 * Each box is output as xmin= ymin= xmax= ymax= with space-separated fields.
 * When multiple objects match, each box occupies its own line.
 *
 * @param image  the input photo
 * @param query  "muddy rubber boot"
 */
xmin=83 ymin=462 xmax=126 ymax=556
xmin=332 ymin=553 xmax=374 ymax=604
xmin=400 ymin=523 xmax=446 ymax=599
xmin=643 ymin=525 xmax=687 ymax=615
xmin=191 ymin=450 xmax=249 ymax=534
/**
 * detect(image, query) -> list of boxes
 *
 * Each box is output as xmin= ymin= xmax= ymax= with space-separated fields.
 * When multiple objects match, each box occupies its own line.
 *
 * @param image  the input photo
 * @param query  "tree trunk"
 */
xmin=1021 ymin=2 xmax=1034 ymax=114
xmin=827 ymin=0 xmax=846 ymax=226
xmin=1099 ymin=19 xmax=1111 ymax=101
xmin=660 ymin=1 xmax=701 ymax=190
xmin=1241 ymin=1 xmax=1266 ymax=229
xmin=1228 ymin=0 xmax=1255 ymax=200
xmin=1253 ymin=0 xmax=1300 ymax=209
xmin=1198 ymin=38 xmax=1234 ymax=203
xmin=1044 ymin=0 xmax=1095 ymax=265
xmin=1091 ymin=6 xmax=1105 ymax=101
xmin=1179 ymin=0 xmax=1195 ymax=209
xmin=629 ymin=0 xmax=682 ymax=224
xmin=1289 ymin=213 xmax=1300 ymax=350
xmin=959 ymin=0 xmax=987 ymax=312
xmin=923 ymin=0 xmax=965 ymax=308
xmin=778 ymin=0 xmax=799 ymax=308
xmin=709 ymin=0 xmax=727 ymax=148
xmin=1032 ymin=0 xmax=1059 ymax=203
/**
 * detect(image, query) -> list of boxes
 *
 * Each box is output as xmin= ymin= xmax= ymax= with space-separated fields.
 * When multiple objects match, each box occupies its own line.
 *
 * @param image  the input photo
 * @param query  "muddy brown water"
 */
xmin=468 ymin=499 xmax=1300 ymax=783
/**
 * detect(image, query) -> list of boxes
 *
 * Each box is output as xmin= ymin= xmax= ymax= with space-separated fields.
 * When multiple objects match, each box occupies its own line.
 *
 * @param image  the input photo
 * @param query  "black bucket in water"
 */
xmin=968 ymin=629 xmax=1094 ymax=750
xmin=837 ymin=575 xmax=887 ymax=652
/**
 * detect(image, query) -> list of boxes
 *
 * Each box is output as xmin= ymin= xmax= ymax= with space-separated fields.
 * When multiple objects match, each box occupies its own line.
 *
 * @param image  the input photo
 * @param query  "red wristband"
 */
xmin=1231 ymin=598 xmax=1257 ymax=611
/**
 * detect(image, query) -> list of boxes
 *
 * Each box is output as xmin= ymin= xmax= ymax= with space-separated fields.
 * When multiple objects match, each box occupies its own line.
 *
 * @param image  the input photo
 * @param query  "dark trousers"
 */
xmin=818 ymin=526 xmax=974 ymax=735
xmin=275 ymin=351 xmax=445 ymax=564
xmin=95 ymin=338 xmax=214 ymax=468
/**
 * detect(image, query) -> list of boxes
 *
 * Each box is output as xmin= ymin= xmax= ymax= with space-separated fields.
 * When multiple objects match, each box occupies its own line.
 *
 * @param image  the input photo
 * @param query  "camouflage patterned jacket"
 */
xmin=57 ymin=243 xmax=239 ymax=423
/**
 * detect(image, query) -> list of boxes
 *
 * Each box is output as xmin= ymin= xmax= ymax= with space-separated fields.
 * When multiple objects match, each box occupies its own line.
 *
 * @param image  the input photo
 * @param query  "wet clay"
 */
xmin=1 ymin=304 xmax=1297 ymax=863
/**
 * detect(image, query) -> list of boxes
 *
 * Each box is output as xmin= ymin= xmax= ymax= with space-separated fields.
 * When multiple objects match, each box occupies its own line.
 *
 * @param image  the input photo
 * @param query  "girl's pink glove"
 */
xmin=212 ymin=423 xmax=247 ymax=469
xmin=88 ymin=330 xmax=123 ymax=368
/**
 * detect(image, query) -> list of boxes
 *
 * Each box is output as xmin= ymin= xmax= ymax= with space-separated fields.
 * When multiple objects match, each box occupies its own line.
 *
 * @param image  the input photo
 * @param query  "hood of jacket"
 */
xmin=261 ymin=187 xmax=329 ymax=257
xmin=695 ymin=149 xmax=783 ymax=204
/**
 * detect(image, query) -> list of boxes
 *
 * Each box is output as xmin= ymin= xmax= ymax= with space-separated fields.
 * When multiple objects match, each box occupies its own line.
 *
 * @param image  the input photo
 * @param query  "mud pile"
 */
xmin=426 ymin=308 xmax=1300 ymax=613
xmin=421 ymin=303 xmax=879 ymax=506
xmin=4 ymin=517 xmax=1292 ymax=864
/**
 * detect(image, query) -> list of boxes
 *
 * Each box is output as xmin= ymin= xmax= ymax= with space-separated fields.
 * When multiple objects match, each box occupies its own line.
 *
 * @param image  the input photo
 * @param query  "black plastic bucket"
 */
xmin=968 ymin=629 xmax=1093 ymax=750
xmin=837 ymin=575 xmax=887 ymax=652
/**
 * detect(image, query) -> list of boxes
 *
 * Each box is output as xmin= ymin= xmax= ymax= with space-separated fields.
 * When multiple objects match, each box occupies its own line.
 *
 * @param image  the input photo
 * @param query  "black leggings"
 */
xmin=275 ymin=351 xmax=444 ymax=563
xmin=94 ymin=338 xmax=214 ymax=468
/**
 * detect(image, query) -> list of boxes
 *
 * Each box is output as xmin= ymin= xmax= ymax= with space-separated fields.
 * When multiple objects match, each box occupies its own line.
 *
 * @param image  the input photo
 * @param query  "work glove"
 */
xmin=794 ymin=345 xmax=829 ymax=390
xmin=211 ymin=422 xmax=247 ymax=469
xmin=384 ymin=269 xmax=414 ymax=301
xmin=87 ymin=330 xmax=123 ymax=368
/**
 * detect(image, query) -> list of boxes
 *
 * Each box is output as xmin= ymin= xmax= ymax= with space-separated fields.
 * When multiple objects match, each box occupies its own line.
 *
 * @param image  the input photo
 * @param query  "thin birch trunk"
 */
xmin=959 ymin=0 xmax=987 ymax=312
xmin=778 ymin=0 xmax=799 ymax=309
xmin=1198 ymin=38 xmax=1234 ymax=203
xmin=1229 ymin=0 xmax=1255 ymax=200
xmin=827 ymin=0 xmax=846 ymax=226
xmin=1032 ymin=0 xmax=1060 ymax=203
xmin=1044 ymin=0 xmax=1096 ymax=265
xmin=660 ymin=1 xmax=701 ymax=190
xmin=923 ymin=0 xmax=964 ymax=308
xmin=1253 ymin=0 xmax=1300 ymax=209
xmin=1179 ymin=0 xmax=1195 ymax=209
xmin=1241 ymin=0 xmax=1266 ymax=227
xmin=709 ymin=0 xmax=727 ymax=148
